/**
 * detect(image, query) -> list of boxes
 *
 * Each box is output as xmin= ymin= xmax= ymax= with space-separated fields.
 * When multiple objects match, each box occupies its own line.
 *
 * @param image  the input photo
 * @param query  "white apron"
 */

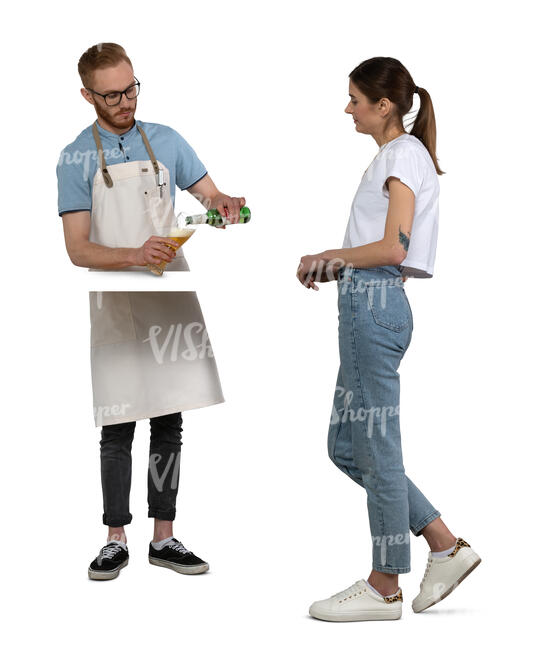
xmin=89 ymin=121 xmax=224 ymax=427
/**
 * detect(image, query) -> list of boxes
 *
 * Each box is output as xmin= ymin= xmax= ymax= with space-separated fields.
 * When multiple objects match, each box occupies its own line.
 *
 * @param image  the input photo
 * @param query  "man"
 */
xmin=56 ymin=42 xmax=246 ymax=580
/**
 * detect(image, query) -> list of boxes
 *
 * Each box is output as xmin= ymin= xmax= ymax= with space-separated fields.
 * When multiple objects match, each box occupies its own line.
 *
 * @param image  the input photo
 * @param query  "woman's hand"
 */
xmin=296 ymin=253 xmax=343 ymax=290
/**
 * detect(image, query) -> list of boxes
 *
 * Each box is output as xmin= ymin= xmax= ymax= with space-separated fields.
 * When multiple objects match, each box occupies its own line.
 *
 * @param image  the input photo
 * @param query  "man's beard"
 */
xmin=96 ymin=101 xmax=136 ymax=130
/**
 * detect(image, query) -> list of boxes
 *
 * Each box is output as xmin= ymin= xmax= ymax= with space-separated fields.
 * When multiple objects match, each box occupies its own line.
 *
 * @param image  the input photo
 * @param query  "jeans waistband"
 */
xmin=338 ymin=264 xmax=403 ymax=282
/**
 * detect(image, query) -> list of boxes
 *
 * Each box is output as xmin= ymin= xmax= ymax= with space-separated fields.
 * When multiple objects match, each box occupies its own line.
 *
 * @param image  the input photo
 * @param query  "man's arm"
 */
xmin=61 ymin=211 xmax=178 ymax=269
xmin=186 ymin=174 xmax=245 ymax=221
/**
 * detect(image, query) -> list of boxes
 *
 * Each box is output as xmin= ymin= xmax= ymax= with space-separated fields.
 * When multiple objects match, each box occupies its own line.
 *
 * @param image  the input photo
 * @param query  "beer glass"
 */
xmin=146 ymin=212 xmax=197 ymax=276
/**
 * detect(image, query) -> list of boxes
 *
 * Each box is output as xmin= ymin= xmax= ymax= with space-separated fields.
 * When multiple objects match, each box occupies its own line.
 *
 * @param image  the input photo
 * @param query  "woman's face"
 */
xmin=345 ymin=81 xmax=377 ymax=133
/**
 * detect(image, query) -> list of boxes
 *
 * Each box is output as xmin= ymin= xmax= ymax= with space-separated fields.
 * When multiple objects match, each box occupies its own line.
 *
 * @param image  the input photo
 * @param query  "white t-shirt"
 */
xmin=342 ymin=133 xmax=440 ymax=278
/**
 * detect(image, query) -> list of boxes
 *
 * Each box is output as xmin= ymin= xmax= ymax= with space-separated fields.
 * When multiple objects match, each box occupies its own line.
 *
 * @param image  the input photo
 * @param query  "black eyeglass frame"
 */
xmin=85 ymin=76 xmax=141 ymax=106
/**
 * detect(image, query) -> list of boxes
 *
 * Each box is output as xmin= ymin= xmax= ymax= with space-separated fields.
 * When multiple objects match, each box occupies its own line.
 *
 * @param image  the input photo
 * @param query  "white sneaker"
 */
xmin=412 ymin=537 xmax=481 ymax=613
xmin=309 ymin=578 xmax=403 ymax=622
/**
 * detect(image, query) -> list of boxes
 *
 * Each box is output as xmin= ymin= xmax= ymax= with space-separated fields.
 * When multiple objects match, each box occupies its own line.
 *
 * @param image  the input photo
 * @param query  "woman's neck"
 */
xmin=375 ymin=129 xmax=406 ymax=148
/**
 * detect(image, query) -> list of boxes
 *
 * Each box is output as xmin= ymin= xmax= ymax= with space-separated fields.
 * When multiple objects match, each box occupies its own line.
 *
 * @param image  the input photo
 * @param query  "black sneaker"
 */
xmin=88 ymin=541 xmax=129 ymax=580
xmin=148 ymin=537 xmax=209 ymax=574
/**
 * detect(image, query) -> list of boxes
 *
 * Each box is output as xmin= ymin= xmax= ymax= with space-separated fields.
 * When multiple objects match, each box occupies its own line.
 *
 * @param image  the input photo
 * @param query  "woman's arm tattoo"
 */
xmin=398 ymin=225 xmax=411 ymax=252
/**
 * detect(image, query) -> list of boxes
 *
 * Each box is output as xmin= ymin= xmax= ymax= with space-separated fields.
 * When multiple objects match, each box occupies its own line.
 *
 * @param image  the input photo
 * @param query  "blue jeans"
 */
xmin=327 ymin=265 xmax=441 ymax=574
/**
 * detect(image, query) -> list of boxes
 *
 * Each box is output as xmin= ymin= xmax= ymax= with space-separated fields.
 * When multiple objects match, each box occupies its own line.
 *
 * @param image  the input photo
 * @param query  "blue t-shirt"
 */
xmin=56 ymin=118 xmax=207 ymax=216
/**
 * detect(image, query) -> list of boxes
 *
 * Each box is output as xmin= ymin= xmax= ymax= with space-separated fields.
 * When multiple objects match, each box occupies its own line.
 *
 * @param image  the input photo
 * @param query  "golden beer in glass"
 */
xmin=147 ymin=221 xmax=196 ymax=276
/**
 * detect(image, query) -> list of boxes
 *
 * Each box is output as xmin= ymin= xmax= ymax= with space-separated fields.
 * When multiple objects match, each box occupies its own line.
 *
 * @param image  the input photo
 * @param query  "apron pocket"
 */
xmin=365 ymin=283 xmax=410 ymax=332
xmin=90 ymin=292 xmax=137 ymax=346
xmin=143 ymin=185 xmax=174 ymax=235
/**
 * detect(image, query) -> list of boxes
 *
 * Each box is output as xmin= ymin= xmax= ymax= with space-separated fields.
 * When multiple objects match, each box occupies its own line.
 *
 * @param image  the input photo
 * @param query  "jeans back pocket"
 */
xmin=365 ymin=282 xmax=410 ymax=332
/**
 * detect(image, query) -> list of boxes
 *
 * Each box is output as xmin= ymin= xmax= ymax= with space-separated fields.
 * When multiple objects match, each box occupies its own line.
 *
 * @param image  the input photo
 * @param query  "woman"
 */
xmin=296 ymin=57 xmax=481 ymax=622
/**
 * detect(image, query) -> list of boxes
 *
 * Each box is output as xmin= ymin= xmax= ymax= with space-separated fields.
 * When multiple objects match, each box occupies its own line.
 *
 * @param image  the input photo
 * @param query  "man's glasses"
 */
xmin=85 ymin=76 xmax=141 ymax=106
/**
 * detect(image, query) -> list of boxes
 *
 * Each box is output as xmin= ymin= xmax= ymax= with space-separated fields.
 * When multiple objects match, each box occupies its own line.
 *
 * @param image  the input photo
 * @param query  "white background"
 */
xmin=1 ymin=0 xmax=533 ymax=647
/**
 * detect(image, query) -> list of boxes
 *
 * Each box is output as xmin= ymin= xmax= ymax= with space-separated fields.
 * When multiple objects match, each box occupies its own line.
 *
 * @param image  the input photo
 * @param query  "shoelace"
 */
xmin=98 ymin=542 xmax=124 ymax=565
xmin=420 ymin=557 xmax=433 ymax=588
xmin=331 ymin=581 xmax=364 ymax=600
xmin=168 ymin=539 xmax=193 ymax=555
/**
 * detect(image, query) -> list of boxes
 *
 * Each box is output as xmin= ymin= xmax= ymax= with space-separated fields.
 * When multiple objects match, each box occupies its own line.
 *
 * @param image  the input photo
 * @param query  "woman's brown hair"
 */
xmin=78 ymin=42 xmax=133 ymax=89
xmin=349 ymin=57 xmax=445 ymax=175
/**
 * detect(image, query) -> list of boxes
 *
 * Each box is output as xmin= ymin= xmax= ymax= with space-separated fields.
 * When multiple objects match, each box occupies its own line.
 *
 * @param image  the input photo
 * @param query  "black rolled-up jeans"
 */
xmin=99 ymin=412 xmax=183 ymax=527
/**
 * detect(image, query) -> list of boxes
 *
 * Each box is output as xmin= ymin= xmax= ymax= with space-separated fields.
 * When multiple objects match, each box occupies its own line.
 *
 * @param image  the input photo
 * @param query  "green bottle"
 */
xmin=185 ymin=206 xmax=251 ymax=227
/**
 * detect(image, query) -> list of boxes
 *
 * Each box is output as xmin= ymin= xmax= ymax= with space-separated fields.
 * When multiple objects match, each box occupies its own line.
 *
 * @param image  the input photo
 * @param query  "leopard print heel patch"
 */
xmin=448 ymin=537 xmax=471 ymax=557
xmin=383 ymin=588 xmax=403 ymax=603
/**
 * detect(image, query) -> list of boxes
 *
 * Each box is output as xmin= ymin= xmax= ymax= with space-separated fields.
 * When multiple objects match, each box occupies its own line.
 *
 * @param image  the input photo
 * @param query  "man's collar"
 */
xmin=95 ymin=118 xmax=139 ymax=140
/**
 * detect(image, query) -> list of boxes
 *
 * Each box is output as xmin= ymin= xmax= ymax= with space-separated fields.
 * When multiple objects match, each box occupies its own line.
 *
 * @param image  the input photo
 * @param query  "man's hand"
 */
xmin=132 ymin=235 xmax=179 ymax=266
xmin=210 ymin=193 xmax=246 ymax=229
xmin=185 ymin=175 xmax=246 ymax=230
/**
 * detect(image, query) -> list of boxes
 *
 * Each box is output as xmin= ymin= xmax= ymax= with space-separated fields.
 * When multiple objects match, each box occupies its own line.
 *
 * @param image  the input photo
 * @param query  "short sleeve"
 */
xmin=172 ymin=129 xmax=208 ymax=191
xmin=382 ymin=144 xmax=424 ymax=199
xmin=56 ymin=148 xmax=92 ymax=217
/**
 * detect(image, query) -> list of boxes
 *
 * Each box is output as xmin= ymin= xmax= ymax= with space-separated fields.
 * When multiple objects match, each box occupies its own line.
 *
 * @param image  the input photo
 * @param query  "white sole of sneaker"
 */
xmin=412 ymin=551 xmax=481 ymax=613
xmin=148 ymin=556 xmax=209 ymax=574
xmin=309 ymin=607 xmax=402 ymax=622
xmin=88 ymin=558 xmax=128 ymax=581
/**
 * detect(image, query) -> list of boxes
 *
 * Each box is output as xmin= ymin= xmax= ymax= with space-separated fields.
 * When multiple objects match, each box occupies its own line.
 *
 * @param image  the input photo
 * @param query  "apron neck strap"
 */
xmin=92 ymin=121 xmax=114 ymax=188
xmin=135 ymin=123 xmax=160 ymax=177
xmin=92 ymin=121 xmax=161 ymax=188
